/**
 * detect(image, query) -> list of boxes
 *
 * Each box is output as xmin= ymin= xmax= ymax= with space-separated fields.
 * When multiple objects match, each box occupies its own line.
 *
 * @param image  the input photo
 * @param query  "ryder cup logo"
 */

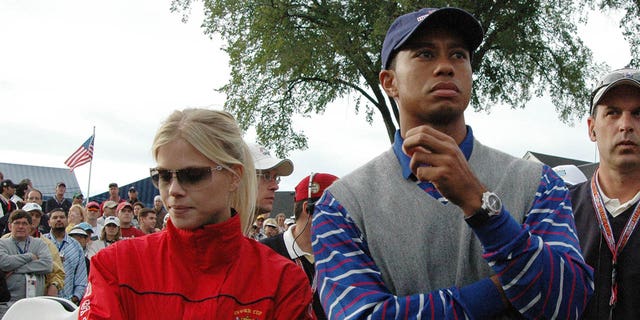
xmin=417 ymin=9 xmax=436 ymax=21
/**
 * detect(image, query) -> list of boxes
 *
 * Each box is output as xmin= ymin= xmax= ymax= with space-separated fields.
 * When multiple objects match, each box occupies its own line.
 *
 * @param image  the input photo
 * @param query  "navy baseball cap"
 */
xmin=381 ymin=7 xmax=484 ymax=70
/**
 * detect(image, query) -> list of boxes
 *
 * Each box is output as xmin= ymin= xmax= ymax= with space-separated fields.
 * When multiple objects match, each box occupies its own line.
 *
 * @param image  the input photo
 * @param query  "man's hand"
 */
xmin=402 ymin=125 xmax=485 ymax=216
xmin=31 ymin=253 xmax=39 ymax=261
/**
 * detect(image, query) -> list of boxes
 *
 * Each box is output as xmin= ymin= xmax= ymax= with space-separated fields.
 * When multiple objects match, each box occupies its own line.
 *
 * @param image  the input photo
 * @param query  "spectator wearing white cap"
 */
xmin=87 ymin=216 xmax=121 ymax=259
xmin=68 ymin=227 xmax=90 ymax=274
xmin=248 ymin=143 xmax=294 ymax=226
xmin=262 ymin=218 xmax=279 ymax=238
xmin=25 ymin=189 xmax=49 ymax=235
xmin=95 ymin=200 xmax=117 ymax=239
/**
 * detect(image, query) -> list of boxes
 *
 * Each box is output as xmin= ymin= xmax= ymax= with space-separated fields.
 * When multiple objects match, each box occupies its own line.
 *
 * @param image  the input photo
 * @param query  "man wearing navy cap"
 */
xmin=262 ymin=173 xmax=338 ymax=320
xmin=570 ymin=67 xmax=640 ymax=320
xmin=311 ymin=7 xmax=593 ymax=319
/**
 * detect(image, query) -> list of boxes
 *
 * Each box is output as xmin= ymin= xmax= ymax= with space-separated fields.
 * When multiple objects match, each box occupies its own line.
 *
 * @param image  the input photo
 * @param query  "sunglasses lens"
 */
xmin=150 ymin=167 xmax=217 ymax=190
xmin=178 ymin=167 xmax=211 ymax=186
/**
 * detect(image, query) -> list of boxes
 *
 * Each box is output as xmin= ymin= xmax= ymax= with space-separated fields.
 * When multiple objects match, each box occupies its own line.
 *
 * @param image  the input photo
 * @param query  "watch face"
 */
xmin=485 ymin=192 xmax=502 ymax=213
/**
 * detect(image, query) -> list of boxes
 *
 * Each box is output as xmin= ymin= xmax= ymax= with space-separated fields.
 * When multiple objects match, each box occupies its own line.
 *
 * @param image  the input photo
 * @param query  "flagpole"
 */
xmin=86 ymin=126 xmax=95 ymax=204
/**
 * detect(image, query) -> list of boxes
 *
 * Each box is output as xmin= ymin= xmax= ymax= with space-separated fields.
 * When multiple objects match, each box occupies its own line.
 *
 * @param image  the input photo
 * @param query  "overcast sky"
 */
xmin=0 ymin=0 xmax=632 ymax=196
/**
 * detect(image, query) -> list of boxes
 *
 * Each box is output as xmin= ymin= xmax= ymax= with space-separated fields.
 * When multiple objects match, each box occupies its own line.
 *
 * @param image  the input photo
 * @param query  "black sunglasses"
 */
xmin=150 ymin=166 xmax=223 ymax=190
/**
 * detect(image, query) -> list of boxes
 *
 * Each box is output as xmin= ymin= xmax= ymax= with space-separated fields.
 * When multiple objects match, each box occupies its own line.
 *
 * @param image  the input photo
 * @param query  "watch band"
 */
xmin=465 ymin=208 xmax=492 ymax=228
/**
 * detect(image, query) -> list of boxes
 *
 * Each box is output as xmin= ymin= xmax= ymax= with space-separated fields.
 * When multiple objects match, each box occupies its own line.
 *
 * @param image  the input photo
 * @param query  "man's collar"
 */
xmin=393 ymin=126 xmax=475 ymax=180
xmin=283 ymin=225 xmax=311 ymax=259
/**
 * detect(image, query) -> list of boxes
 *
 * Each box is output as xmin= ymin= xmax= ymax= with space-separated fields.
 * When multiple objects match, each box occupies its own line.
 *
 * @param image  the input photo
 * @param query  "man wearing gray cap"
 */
xmin=248 ymin=143 xmax=294 ymax=217
xmin=571 ymin=67 xmax=640 ymax=320
xmin=311 ymin=7 xmax=593 ymax=319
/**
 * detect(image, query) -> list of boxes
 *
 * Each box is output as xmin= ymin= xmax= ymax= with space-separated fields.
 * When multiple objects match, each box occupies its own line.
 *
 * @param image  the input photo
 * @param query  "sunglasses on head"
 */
xmin=150 ymin=166 xmax=223 ymax=190
xmin=590 ymin=69 xmax=640 ymax=114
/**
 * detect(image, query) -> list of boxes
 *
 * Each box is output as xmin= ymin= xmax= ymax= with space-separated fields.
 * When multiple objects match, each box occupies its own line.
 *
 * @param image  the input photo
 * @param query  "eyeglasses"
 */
xmin=591 ymin=69 xmax=640 ymax=114
xmin=257 ymin=172 xmax=281 ymax=184
xmin=150 ymin=166 xmax=223 ymax=190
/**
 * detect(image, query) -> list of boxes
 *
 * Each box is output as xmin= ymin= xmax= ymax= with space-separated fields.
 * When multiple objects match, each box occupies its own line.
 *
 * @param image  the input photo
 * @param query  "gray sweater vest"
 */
xmin=328 ymin=139 xmax=543 ymax=295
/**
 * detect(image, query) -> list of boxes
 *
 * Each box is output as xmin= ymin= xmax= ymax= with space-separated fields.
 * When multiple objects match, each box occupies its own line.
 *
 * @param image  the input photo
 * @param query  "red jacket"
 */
xmin=119 ymin=226 xmax=146 ymax=239
xmin=78 ymin=214 xmax=314 ymax=319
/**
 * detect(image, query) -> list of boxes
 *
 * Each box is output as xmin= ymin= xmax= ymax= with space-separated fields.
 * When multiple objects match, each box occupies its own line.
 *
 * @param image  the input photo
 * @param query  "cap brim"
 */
xmin=255 ymin=158 xmax=294 ymax=176
xmin=591 ymin=79 xmax=640 ymax=114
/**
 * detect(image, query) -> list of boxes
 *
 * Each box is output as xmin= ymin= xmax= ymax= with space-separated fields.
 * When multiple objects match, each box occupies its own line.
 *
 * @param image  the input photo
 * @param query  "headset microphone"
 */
xmin=306 ymin=172 xmax=316 ymax=215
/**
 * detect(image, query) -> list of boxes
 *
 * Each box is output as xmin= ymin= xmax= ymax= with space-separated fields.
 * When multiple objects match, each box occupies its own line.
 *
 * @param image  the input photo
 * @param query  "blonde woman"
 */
xmin=65 ymin=204 xmax=85 ymax=233
xmin=81 ymin=109 xmax=312 ymax=319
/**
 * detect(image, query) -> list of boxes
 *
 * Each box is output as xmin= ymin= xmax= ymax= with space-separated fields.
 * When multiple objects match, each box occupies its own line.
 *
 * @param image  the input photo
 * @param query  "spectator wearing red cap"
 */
xmin=84 ymin=201 xmax=101 ymax=241
xmin=116 ymin=202 xmax=145 ymax=239
xmin=262 ymin=172 xmax=339 ymax=320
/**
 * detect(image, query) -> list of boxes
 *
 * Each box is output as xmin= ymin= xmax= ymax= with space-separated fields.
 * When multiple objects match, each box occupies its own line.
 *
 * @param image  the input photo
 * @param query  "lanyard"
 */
xmin=47 ymin=234 xmax=66 ymax=252
xmin=590 ymin=169 xmax=640 ymax=307
xmin=14 ymin=238 xmax=31 ymax=254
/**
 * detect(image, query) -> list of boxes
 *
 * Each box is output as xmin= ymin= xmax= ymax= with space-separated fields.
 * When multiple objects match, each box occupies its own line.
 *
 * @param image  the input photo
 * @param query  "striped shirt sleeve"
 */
xmin=474 ymin=165 xmax=594 ymax=318
xmin=311 ymin=166 xmax=594 ymax=319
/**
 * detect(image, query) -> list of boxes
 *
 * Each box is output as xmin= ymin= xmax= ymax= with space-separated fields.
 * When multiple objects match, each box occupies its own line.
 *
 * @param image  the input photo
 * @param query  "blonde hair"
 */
xmin=69 ymin=204 xmax=86 ymax=221
xmin=151 ymin=108 xmax=257 ymax=235
xmin=100 ymin=224 xmax=121 ymax=241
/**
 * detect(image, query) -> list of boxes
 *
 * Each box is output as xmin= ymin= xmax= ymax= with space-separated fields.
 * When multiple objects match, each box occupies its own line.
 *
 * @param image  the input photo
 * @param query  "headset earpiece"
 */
xmin=306 ymin=199 xmax=315 ymax=215
xmin=306 ymin=173 xmax=316 ymax=215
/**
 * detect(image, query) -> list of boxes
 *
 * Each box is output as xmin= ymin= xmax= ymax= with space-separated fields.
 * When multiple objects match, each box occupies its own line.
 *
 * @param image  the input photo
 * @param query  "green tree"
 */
xmin=171 ymin=0 xmax=639 ymax=156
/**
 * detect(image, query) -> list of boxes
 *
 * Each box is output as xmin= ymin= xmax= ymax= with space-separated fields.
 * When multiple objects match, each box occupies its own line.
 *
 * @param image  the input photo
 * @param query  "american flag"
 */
xmin=64 ymin=135 xmax=95 ymax=171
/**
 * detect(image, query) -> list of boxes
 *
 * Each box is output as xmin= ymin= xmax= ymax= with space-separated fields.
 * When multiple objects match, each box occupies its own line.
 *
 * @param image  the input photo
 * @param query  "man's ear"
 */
xmin=587 ymin=116 xmax=596 ymax=142
xmin=379 ymin=69 xmax=398 ymax=98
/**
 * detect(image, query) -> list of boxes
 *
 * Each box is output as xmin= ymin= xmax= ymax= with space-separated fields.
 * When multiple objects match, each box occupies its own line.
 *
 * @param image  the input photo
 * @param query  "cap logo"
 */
xmin=310 ymin=182 xmax=320 ymax=194
xmin=417 ymin=9 xmax=436 ymax=21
